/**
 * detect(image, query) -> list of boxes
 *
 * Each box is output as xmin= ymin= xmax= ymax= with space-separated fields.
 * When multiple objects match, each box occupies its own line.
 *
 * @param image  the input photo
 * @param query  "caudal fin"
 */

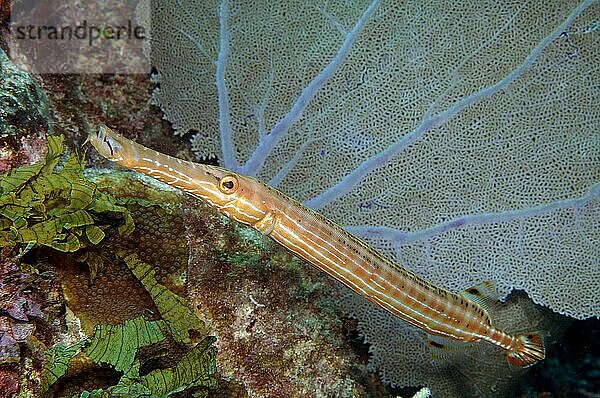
xmin=506 ymin=332 xmax=545 ymax=367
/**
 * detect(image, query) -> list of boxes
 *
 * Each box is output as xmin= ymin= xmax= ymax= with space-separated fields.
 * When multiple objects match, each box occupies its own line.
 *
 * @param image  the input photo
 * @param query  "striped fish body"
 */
xmin=88 ymin=125 xmax=545 ymax=367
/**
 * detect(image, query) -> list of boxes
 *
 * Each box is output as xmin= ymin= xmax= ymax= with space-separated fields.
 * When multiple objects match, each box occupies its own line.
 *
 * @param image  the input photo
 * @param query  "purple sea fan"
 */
xmin=151 ymin=0 xmax=598 ymax=318
xmin=149 ymin=0 xmax=599 ymax=393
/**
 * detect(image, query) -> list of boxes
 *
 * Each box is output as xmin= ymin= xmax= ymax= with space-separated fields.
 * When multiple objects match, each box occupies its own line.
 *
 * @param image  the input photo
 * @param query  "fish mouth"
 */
xmin=87 ymin=125 xmax=126 ymax=162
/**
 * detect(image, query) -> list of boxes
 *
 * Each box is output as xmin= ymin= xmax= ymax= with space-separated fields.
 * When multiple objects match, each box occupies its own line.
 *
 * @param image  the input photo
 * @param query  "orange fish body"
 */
xmin=88 ymin=125 xmax=545 ymax=367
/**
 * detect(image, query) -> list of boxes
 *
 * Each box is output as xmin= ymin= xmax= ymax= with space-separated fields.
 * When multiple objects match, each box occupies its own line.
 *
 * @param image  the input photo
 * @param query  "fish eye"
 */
xmin=219 ymin=175 xmax=239 ymax=194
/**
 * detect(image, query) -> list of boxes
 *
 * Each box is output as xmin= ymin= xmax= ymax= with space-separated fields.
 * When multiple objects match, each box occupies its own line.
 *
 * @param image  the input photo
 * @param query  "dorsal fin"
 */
xmin=460 ymin=281 xmax=497 ymax=314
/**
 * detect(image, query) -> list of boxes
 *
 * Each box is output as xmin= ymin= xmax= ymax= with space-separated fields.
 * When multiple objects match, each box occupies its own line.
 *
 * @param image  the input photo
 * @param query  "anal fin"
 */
xmin=426 ymin=334 xmax=469 ymax=361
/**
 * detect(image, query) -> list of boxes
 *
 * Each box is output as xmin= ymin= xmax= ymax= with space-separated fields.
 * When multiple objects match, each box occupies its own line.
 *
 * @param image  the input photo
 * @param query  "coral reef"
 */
xmin=57 ymin=172 xmax=188 ymax=331
xmin=23 ymin=163 xmax=371 ymax=397
xmin=40 ymin=253 xmax=217 ymax=398
xmin=0 ymin=156 xmax=217 ymax=396
xmin=1 ymin=0 xmax=598 ymax=396
xmin=0 ymin=115 xmax=215 ymax=396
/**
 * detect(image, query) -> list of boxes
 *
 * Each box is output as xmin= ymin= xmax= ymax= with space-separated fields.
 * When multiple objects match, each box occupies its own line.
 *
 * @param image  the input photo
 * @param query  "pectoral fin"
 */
xmin=253 ymin=211 xmax=277 ymax=235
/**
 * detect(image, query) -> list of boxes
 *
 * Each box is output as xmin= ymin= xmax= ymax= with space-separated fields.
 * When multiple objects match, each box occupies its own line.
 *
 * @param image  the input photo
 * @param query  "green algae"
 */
xmin=39 ymin=340 xmax=88 ymax=396
xmin=84 ymin=317 xmax=168 ymax=373
xmin=38 ymin=254 xmax=217 ymax=398
xmin=0 ymin=135 xmax=133 ymax=253
xmin=118 ymin=251 xmax=205 ymax=344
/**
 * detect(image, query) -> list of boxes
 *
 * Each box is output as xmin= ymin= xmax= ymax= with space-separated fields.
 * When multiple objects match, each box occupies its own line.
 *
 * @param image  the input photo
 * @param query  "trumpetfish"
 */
xmin=87 ymin=125 xmax=545 ymax=367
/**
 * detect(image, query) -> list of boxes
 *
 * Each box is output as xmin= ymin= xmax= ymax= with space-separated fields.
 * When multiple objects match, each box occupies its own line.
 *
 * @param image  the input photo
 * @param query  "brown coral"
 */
xmin=59 ymin=173 xmax=189 ymax=331
xmin=182 ymin=198 xmax=370 ymax=398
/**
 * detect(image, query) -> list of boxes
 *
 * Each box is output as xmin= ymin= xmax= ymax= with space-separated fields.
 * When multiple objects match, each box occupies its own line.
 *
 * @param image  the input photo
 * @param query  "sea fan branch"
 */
xmin=305 ymin=0 xmax=595 ymax=210
xmin=346 ymin=182 xmax=600 ymax=244
xmin=240 ymin=0 xmax=381 ymax=177
xmin=217 ymin=0 xmax=238 ymax=169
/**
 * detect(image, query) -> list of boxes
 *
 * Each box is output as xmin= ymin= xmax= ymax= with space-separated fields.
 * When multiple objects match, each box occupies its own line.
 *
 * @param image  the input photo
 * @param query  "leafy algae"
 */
xmin=39 ymin=255 xmax=217 ymax=397
xmin=2 ymin=135 xmax=216 ymax=396
xmin=0 ymin=135 xmax=133 ymax=253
